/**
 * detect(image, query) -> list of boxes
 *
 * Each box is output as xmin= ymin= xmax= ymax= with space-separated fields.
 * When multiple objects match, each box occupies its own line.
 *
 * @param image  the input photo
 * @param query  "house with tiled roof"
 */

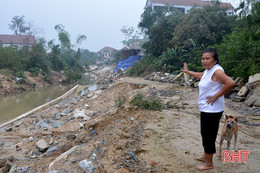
xmin=145 ymin=0 xmax=234 ymax=14
xmin=97 ymin=46 xmax=117 ymax=60
xmin=0 ymin=34 xmax=35 ymax=49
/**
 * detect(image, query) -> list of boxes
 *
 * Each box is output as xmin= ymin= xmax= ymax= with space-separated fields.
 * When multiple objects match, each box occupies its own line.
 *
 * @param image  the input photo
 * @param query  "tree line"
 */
xmin=128 ymin=0 xmax=259 ymax=82
xmin=0 ymin=18 xmax=101 ymax=83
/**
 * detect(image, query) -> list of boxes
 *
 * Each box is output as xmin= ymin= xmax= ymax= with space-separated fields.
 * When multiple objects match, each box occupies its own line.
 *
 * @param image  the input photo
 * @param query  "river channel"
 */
xmin=0 ymin=85 xmax=76 ymax=124
xmin=0 ymin=73 xmax=96 ymax=125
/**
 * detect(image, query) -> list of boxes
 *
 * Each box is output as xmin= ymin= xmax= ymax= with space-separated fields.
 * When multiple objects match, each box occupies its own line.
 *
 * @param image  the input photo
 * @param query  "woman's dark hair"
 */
xmin=202 ymin=48 xmax=219 ymax=64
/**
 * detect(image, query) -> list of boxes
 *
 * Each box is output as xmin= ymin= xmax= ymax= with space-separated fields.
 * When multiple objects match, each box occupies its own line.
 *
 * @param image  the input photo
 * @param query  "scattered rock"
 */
xmin=5 ymin=127 xmax=12 ymax=132
xmin=16 ymin=166 xmax=29 ymax=173
xmin=248 ymin=73 xmax=260 ymax=86
xmin=32 ymin=149 xmax=42 ymax=156
xmin=79 ymin=160 xmax=94 ymax=173
xmin=66 ymin=135 xmax=76 ymax=140
xmin=45 ymin=146 xmax=59 ymax=156
xmin=245 ymin=85 xmax=260 ymax=106
xmin=69 ymin=98 xmax=78 ymax=104
xmin=85 ymin=104 xmax=90 ymax=109
xmin=50 ymin=121 xmax=63 ymax=128
xmin=36 ymin=119 xmax=49 ymax=130
xmin=55 ymin=113 xmax=61 ymax=120
xmin=28 ymin=136 xmax=34 ymax=141
xmin=36 ymin=139 xmax=49 ymax=152
xmin=145 ymin=72 xmax=176 ymax=83
xmin=230 ymin=93 xmax=247 ymax=102
xmin=173 ymin=72 xmax=184 ymax=82
xmin=73 ymin=109 xmax=90 ymax=120
xmin=237 ymin=86 xmax=249 ymax=97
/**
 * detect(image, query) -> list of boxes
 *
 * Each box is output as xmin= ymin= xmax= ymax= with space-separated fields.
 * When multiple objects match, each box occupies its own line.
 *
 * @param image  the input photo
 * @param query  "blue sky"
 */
xmin=0 ymin=0 xmax=240 ymax=52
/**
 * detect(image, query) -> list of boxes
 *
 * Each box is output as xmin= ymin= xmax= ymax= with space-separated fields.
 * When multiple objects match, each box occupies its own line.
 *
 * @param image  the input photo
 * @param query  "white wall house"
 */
xmin=97 ymin=46 xmax=117 ymax=60
xmin=145 ymin=0 xmax=234 ymax=14
xmin=0 ymin=35 xmax=35 ymax=49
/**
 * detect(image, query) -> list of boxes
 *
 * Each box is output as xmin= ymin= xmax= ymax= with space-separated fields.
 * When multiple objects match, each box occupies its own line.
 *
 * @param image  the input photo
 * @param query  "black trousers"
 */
xmin=200 ymin=111 xmax=223 ymax=154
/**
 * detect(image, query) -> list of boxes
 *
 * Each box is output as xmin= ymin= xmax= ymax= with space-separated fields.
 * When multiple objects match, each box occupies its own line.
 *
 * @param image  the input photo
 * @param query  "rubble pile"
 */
xmin=87 ymin=66 xmax=127 ymax=85
xmin=229 ymin=74 xmax=260 ymax=108
xmin=144 ymin=72 xmax=177 ymax=83
xmin=0 ymin=80 xmax=173 ymax=172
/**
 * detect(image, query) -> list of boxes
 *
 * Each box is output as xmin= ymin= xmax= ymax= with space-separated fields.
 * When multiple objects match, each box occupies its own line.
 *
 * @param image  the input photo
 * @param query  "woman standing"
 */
xmin=181 ymin=48 xmax=236 ymax=171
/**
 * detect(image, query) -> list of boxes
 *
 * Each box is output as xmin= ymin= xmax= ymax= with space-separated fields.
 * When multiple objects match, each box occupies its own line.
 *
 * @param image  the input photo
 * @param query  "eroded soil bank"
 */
xmin=0 ymin=71 xmax=66 ymax=96
xmin=0 ymin=77 xmax=259 ymax=173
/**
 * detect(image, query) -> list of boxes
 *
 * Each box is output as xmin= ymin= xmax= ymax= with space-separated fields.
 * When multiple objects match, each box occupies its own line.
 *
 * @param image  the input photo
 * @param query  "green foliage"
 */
xmin=216 ymin=29 xmax=259 ymax=81
xmin=80 ymin=49 xmax=100 ymax=65
xmin=215 ymin=1 xmax=260 ymax=82
xmin=75 ymin=34 xmax=87 ymax=49
xmin=48 ymin=45 xmax=64 ymax=71
xmin=114 ymin=96 xmax=126 ymax=108
xmin=55 ymin=24 xmax=71 ymax=50
xmin=0 ymin=47 xmax=21 ymax=70
xmin=42 ymin=75 xmax=52 ymax=84
xmin=128 ymin=1 xmax=259 ymax=82
xmin=8 ymin=15 xmax=30 ymax=35
xmin=64 ymin=68 xmax=82 ymax=83
xmin=127 ymin=57 xmax=154 ymax=76
xmin=130 ymin=94 xmax=163 ymax=111
xmin=27 ymin=67 xmax=39 ymax=76
xmin=16 ymin=71 xmax=26 ymax=83
xmin=121 ymin=26 xmax=142 ymax=48
xmin=1 ymin=19 xmax=86 ymax=84
xmin=171 ymin=3 xmax=235 ymax=51
xmin=27 ymin=38 xmax=50 ymax=73
xmin=113 ymin=50 xmax=122 ymax=64
xmin=139 ymin=6 xmax=183 ymax=57
xmin=154 ymin=46 xmax=188 ymax=73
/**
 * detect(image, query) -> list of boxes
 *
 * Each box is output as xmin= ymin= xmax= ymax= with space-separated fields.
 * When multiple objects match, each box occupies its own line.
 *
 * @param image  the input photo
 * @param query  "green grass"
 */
xmin=130 ymin=94 xmax=163 ymax=111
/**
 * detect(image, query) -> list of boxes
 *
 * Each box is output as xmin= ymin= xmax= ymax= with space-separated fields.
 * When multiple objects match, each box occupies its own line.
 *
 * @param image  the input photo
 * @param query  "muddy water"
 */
xmin=0 ymin=85 xmax=74 ymax=124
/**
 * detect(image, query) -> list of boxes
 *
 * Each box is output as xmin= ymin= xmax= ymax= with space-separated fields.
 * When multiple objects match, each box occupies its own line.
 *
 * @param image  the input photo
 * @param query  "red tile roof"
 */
xmin=0 ymin=35 xmax=35 ymax=45
xmin=150 ymin=0 xmax=234 ymax=9
xmin=97 ymin=46 xmax=117 ymax=53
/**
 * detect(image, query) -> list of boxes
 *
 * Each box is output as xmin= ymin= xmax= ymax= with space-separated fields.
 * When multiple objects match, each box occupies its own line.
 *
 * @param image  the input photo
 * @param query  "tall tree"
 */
xmin=216 ymin=1 xmax=260 ymax=81
xmin=54 ymin=24 xmax=71 ymax=50
xmin=171 ymin=2 xmax=235 ymax=51
xmin=75 ymin=34 xmax=87 ymax=50
xmin=120 ymin=26 xmax=142 ymax=48
xmin=9 ymin=16 xmax=30 ymax=35
xmin=138 ymin=6 xmax=183 ymax=57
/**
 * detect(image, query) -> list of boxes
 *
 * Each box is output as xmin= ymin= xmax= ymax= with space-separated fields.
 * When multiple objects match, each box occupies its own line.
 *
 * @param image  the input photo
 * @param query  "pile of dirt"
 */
xmin=0 ymin=77 xmax=259 ymax=172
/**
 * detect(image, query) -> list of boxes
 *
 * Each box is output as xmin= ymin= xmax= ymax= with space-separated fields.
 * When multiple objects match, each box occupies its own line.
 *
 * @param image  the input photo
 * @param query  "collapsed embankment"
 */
xmin=0 ymin=76 xmax=259 ymax=172
xmin=0 ymin=70 xmax=66 ymax=96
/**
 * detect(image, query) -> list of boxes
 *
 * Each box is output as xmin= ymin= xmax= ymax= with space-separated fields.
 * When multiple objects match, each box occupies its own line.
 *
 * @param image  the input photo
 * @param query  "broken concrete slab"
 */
xmin=36 ymin=139 xmax=49 ymax=152
xmin=237 ymin=86 xmax=249 ymax=97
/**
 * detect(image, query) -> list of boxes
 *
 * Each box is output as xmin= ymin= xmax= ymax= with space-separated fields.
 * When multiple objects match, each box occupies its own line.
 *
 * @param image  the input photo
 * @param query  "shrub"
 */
xmin=65 ymin=69 xmax=82 ymax=83
xmin=127 ymin=57 xmax=154 ymax=77
xmin=16 ymin=71 xmax=26 ymax=83
xmin=43 ymin=75 xmax=52 ymax=84
xmin=130 ymin=94 xmax=163 ymax=111
xmin=114 ymin=96 xmax=126 ymax=108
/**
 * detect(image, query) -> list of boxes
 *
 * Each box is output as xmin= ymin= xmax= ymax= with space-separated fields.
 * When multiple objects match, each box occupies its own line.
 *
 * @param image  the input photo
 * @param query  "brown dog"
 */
xmin=218 ymin=114 xmax=238 ymax=156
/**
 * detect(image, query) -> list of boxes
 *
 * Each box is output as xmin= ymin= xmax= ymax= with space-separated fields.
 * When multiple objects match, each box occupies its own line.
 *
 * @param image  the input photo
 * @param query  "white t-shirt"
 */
xmin=198 ymin=64 xmax=224 ymax=113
